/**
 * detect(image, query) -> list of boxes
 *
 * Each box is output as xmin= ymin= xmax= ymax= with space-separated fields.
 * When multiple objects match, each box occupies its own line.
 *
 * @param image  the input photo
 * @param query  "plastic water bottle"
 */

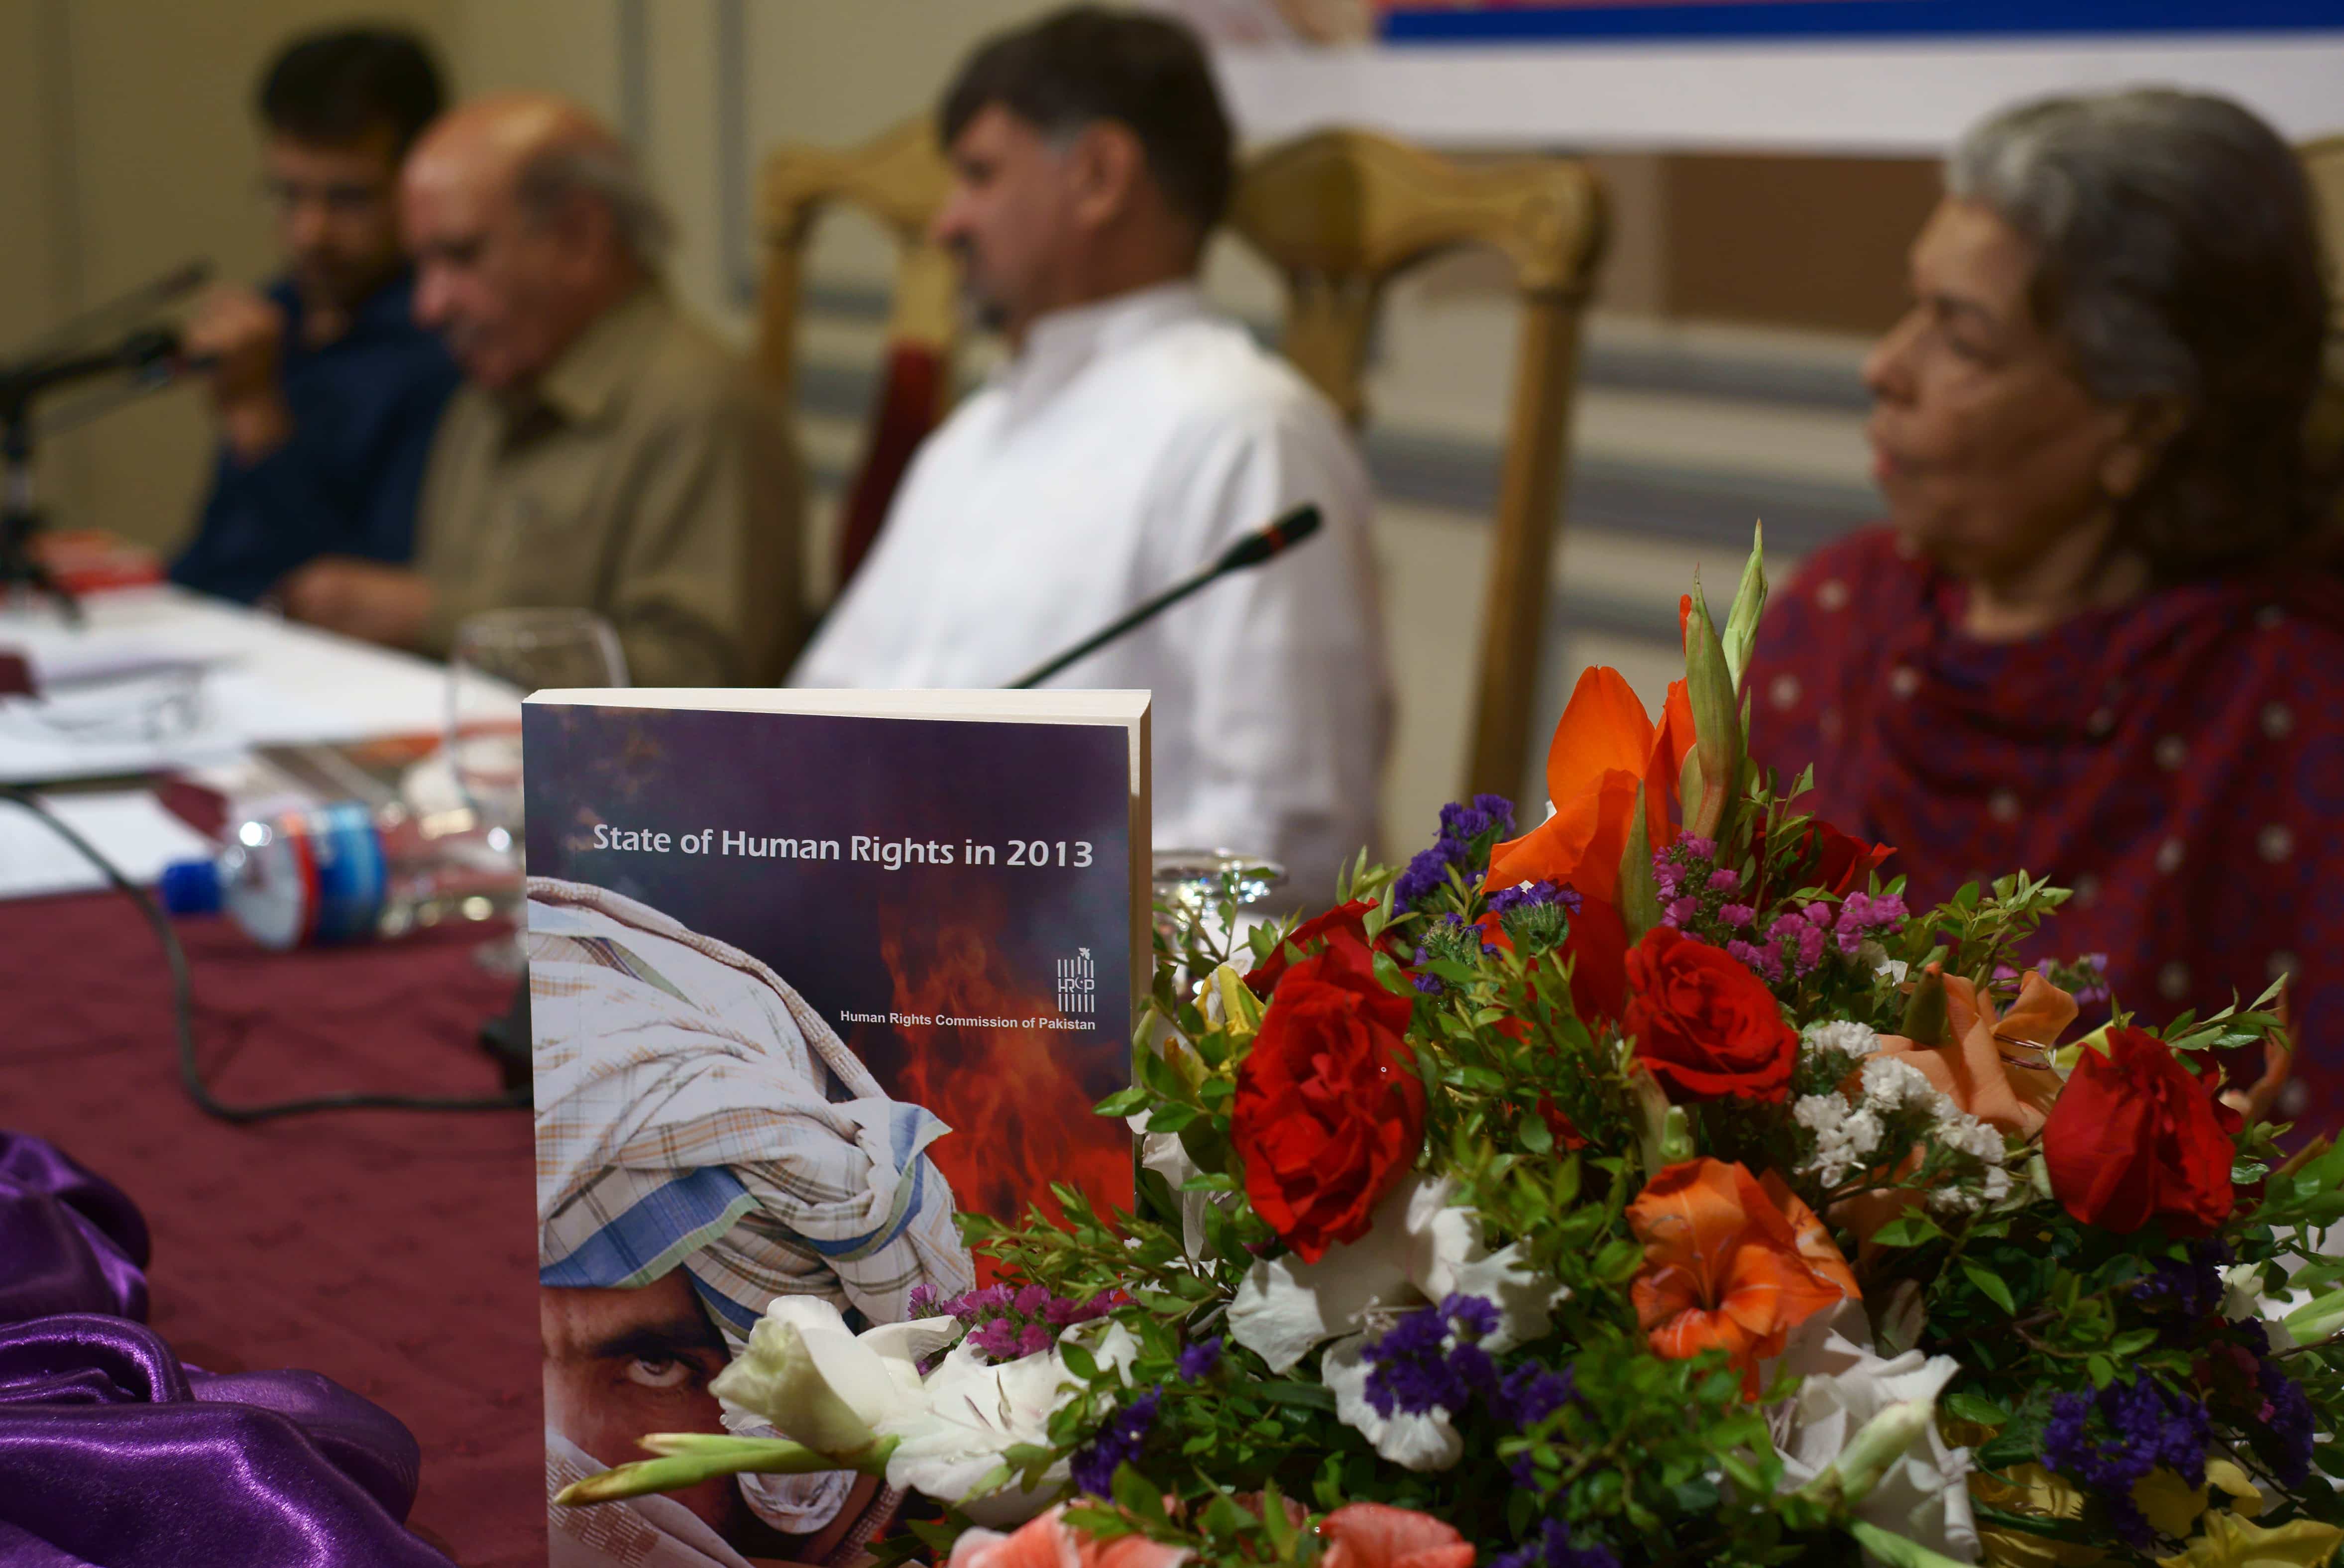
xmin=158 ymin=800 xmax=521 ymax=950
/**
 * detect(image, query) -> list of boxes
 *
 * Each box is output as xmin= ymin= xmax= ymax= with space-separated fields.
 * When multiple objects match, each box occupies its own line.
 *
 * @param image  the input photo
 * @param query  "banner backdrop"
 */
xmin=1163 ymin=0 xmax=2344 ymax=152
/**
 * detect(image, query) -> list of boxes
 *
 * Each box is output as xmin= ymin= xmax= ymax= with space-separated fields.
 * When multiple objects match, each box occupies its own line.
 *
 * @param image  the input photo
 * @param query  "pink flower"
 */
xmin=948 ymin=1507 xmax=1191 ymax=1568
xmin=1321 ymin=1503 xmax=1476 ymax=1568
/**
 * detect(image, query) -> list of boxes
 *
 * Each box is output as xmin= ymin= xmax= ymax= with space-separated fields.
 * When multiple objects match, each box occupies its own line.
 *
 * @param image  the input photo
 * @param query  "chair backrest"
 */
xmin=2303 ymin=135 xmax=2344 ymax=518
xmin=1228 ymin=130 xmax=1608 ymax=803
xmin=758 ymin=118 xmax=959 ymax=593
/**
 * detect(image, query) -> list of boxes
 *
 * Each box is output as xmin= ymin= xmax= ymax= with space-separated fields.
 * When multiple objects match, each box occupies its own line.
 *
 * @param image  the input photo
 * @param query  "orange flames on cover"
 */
xmin=867 ymin=910 xmax=1133 ymax=1273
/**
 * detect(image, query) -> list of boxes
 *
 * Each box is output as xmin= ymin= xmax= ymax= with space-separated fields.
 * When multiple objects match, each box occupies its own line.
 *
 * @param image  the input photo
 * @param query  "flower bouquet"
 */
xmin=559 ymin=534 xmax=2344 ymax=1568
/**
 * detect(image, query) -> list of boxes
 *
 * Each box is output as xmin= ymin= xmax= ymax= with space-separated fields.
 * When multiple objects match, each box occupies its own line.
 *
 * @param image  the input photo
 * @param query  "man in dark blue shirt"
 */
xmin=170 ymin=27 xmax=459 ymax=604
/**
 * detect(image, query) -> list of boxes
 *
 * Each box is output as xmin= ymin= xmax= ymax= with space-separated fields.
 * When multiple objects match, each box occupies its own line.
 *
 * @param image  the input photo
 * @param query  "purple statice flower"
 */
xmin=970 ymin=1318 xmax=1023 ymax=1360
xmin=1418 ymin=910 xmax=1496 ymax=972
xmin=1395 ymin=796 xmax=1518 ymax=910
xmin=2131 ymin=1240 xmax=2230 ymax=1324
xmin=1486 ymin=880 xmax=1579 ymax=917
xmin=1678 ymin=836 xmax=1716 ymax=859
xmin=1360 ymin=1294 xmax=1502 ymax=1419
xmin=1489 ymin=880 xmax=1579 ymax=954
xmin=1070 ymin=1386 xmax=1162 ymax=1497
xmin=2040 ymin=1376 xmax=2213 ymax=1546
xmin=2229 ymin=1320 xmax=2315 ymax=1487
xmin=1706 ymin=867 xmax=1742 ymax=893
xmin=906 ymin=1285 xmax=938 ymax=1319
xmin=1493 ymin=1519 xmax=1621 ymax=1568
xmin=1831 ymin=891 xmax=1909 ymax=959
xmin=1176 ymin=1337 xmax=1223 ymax=1382
xmin=1727 ymin=938 xmax=1782 ymax=982
xmin=1491 ymin=1361 xmax=1576 ymax=1430
xmin=939 ymin=1282 xmax=1118 ymax=1364
xmin=1718 ymin=903 xmax=1755 ymax=929
xmin=1665 ymin=896 xmax=1701 ymax=929
xmin=1414 ymin=973 xmax=1447 ymax=995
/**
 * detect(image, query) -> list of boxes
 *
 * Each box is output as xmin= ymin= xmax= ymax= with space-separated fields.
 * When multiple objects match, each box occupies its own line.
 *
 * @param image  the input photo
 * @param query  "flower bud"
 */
xmin=711 ymin=1309 xmax=883 ymax=1456
xmin=1833 ymin=1399 xmax=1935 ymax=1506
xmin=2283 ymin=1287 xmax=2344 ymax=1346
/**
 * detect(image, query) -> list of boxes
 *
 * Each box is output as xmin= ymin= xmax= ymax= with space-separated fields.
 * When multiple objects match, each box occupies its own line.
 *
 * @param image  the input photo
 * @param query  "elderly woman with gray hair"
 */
xmin=1747 ymin=88 xmax=2341 ymax=1132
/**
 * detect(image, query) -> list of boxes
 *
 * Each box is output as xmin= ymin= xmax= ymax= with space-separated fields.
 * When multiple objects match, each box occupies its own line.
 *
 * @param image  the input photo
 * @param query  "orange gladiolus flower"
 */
xmin=1484 ymin=667 xmax=1695 ymax=909
xmin=1627 ymin=1158 xmax=1859 ymax=1395
xmin=1875 ymin=970 xmax=2074 ymax=1137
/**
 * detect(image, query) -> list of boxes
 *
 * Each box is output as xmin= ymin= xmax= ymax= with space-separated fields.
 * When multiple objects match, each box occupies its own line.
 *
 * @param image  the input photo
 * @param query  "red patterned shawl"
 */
xmin=1745 ymin=527 xmax=2344 ymax=1137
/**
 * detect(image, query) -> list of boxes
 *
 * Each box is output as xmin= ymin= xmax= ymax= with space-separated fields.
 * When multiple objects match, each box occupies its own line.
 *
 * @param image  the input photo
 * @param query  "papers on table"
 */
xmin=0 ymin=789 xmax=214 ymax=901
xmin=0 ymin=587 xmax=452 ymax=784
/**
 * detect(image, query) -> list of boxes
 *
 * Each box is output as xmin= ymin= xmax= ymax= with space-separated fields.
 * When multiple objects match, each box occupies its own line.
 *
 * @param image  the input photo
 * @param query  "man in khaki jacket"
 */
xmin=281 ymin=95 xmax=798 ymax=686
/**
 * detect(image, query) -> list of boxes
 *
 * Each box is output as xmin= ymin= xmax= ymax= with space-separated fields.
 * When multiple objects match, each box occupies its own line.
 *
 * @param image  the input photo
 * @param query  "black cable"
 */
xmin=2 ymin=785 xmax=530 ymax=1121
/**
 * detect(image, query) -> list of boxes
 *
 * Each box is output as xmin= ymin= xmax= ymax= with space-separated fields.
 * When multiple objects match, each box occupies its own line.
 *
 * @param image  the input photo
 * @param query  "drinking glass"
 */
xmin=447 ymin=608 xmax=627 ymax=970
xmin=1150 ymin=848 xmax=1285 ymax=980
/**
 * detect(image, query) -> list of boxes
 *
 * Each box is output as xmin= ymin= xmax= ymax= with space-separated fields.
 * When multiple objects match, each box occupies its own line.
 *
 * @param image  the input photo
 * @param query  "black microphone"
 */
xmin=0 ymin=261 xmax=210 ymax=373
xmin=1007 ymin=503 xmax=1324 ymax=690
xmin=0 ymin=327 xmax=186 ymax=411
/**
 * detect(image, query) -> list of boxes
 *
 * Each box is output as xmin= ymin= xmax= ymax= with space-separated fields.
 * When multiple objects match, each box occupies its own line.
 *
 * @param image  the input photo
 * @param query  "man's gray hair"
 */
xmin=513 ymin=138 xmax=674 ymax=269
xmin=1946 ymin=88 xmax=2331 ymax=574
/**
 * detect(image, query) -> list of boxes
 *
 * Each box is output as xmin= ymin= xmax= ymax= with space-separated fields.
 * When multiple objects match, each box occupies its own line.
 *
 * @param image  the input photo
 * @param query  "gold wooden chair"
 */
xmin=757 ymin=118 xmax=961 ymax=593
xmin=1229 ymin=130 xmax=1607 ymax=802
xmin=2302 ymin=135 xmax=2344 ymax=517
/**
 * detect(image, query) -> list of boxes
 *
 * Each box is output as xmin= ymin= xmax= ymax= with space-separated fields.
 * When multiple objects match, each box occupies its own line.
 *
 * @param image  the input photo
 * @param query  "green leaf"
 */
xmin=1256 ymin=1381 xmax=1338 ymax=1411
xmin=1960 ymin=1260 xmax=2016 ymax=1315
xmin=1111 ymin=1460 xmax=1167 ymax=1521
xmin=1094 ymin=1086 xmax=1150 ymax=1118
xmin=1595 ymin=1237 xmax=1645 ymax=1282
xmin=1147 ymin=1103 xmax=1201 ymax=1134
xmin=1259 ymin=1477 xmax=1297 ymax=1555
xmin=1846 ymin=1520 xmax=1980 ymax=1568
xmin=1058 ymin=1341 xmax=1099 ymax=1380
xmin=1944 ymin=1391 xmax=2007 ymax=1427
xmin=1868 ymin=1214 xmax=1946 ymax=1249
xmin=1517 ymin=1109 xmax=1555 ymax=1155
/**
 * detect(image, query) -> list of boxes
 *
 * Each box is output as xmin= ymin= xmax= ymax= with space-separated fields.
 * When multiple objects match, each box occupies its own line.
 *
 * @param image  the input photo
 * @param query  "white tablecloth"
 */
xmin=0 ymin=585 xmax=450 ymax=785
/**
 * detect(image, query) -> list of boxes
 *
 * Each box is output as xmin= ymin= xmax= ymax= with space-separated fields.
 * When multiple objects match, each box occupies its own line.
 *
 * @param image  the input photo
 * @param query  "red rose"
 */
xmin=1805 ymin=819 xmax=1894 ymax=897
xmin=1624 ymin=927 xmax=1798 ymax=1103
xmin=1232 ymin=929 xmax=1424 ymax=1262
xmin=2043 ymin=1026 xmax=2236 ymax=1236
xmin=1244 ymin=897 xmax=1378 ymax=997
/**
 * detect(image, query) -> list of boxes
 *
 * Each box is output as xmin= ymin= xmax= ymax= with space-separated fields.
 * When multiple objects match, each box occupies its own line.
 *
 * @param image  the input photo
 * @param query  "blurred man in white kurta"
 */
xmin=791 ymin=6 xmax=1389 ymax=901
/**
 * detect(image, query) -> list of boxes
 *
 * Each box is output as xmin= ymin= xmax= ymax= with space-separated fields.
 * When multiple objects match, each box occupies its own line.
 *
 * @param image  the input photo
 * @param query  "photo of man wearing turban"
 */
xmin=528 ymin=877 xmax=976 ymax=1567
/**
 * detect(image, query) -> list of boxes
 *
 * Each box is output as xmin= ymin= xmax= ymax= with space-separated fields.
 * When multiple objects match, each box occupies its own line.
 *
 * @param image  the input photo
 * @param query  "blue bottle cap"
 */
xmin=158 ymin=858 xmax=222 ymax=916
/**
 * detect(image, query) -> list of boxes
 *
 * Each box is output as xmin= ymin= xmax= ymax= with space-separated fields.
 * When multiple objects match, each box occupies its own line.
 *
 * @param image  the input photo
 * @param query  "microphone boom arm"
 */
xmin=1006 ymin=503 xmax=1322 ymax=690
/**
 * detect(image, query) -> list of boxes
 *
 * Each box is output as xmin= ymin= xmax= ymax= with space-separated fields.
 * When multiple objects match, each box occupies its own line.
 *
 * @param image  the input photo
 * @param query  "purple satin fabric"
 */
xmin=0 ymin=1131 xmax=451 ymax=1567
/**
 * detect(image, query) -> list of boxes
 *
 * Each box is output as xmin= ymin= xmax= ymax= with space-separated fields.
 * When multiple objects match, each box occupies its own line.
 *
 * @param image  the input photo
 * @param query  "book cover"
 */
xmin=522 ymin=689 xmax=1147 ymax=1568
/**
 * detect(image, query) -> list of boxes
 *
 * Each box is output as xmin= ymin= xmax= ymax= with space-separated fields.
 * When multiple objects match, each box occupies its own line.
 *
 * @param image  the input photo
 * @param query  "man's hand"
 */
xmin=183 ymin=286 xmax=292 ymax=461
xmin=278 ymin=557 xmax=435 ymax=649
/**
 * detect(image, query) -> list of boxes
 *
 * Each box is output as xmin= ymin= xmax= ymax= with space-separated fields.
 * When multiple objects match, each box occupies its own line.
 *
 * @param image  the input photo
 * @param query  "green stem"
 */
xmin=554 ymin=1433 xmax=895 ymax=1508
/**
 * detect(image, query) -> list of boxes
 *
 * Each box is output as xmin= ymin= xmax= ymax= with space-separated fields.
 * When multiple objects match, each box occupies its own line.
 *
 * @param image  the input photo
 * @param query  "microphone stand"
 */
xmin=0 ymin=329 xmax=186 ymax=625
xmin=1 ymin=376 xmax=82 ymax=624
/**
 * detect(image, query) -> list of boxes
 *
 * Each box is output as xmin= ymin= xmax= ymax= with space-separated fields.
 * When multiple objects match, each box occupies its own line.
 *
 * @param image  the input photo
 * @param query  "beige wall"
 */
xmin=11 ymin=0 xmax=1909 ymax=557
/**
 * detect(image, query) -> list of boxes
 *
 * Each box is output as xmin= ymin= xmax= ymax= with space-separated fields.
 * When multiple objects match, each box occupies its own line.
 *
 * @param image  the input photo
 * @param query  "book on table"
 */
xmin=521 ymin=686 xmax=1149 ymax=1568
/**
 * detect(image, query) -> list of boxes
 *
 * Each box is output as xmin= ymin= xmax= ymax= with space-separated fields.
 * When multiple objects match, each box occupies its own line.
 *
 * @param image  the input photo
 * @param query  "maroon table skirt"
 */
xmin=0 ymin=889 xmax=543 ymax=1567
